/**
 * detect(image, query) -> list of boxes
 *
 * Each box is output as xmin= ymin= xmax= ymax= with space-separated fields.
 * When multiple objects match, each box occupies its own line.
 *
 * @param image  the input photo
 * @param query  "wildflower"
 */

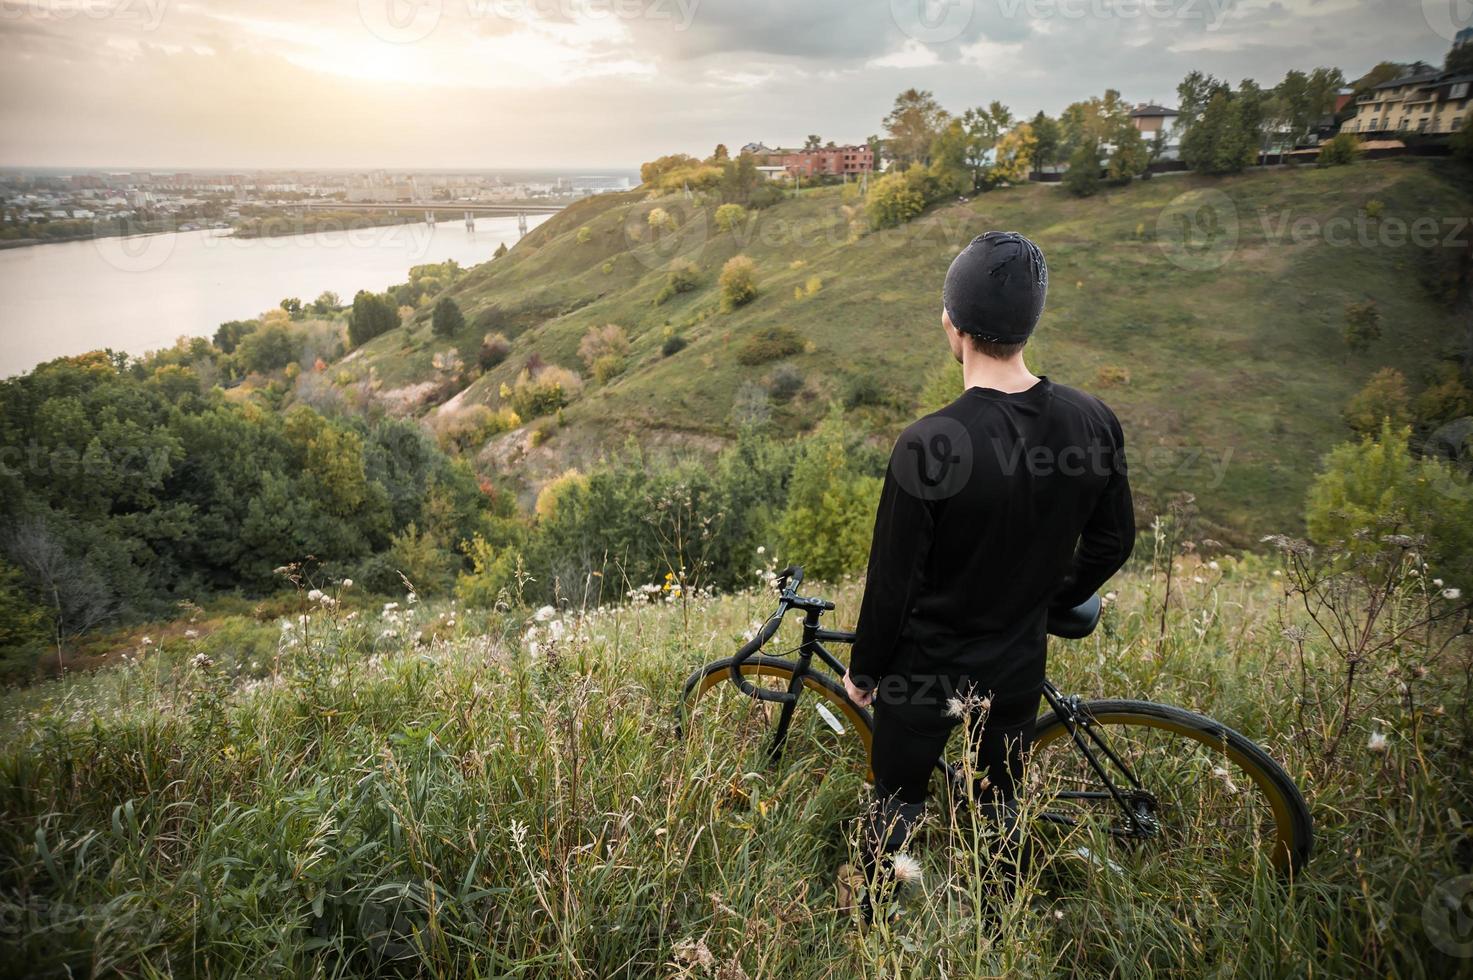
xmin=141 ymin=636 xmax=153 ymax=646
xmin=383 ymin=602 xmax=399 ymax=613
xmin=1192 ymin=575 xmax=1205 ymax=584
xmin=342 ymin=578 xmax=353 ymax=588
xmin=1433 ymin=578 xmax=1444 ymax=588
xmin=1104 ymin=590 xmax=1118 ymax=603
xmin=548 ymin=620 xmax=564 ymax=642
xmin=1208 ymin=560 xmax=1220 ymax=571
xmin=1411 ymin=665 xmax=1428 ymax=680
xmin=945 ymin=697 xmax=965 ymax=719
xmin=534 ymin=605 xmax=556 ymax=622
xmin=184 ymin=629 xmax=199 ymax=639
xmin=756 ymin=546 xmax=766 ymax=555
xmin=891 ymin=853 xmax=923 ymax=886
xmin=1280 ymin=626 xmax=1308 ymax=643
xmin=191 ymin=652 xmax=214 ymax=670
xmin=1443 ymin=588 xmax=1462 ymax=600
xmin=407 ymin=592 xmax=419 ymax=605
xmin=307 ymin=589 xmax=324 ymax=602
xmin=1366 ymin=731 xmax=1388 ymax=753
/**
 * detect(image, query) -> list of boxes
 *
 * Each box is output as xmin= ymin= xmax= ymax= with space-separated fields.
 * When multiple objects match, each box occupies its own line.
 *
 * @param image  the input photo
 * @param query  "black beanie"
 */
xmin=942 ymin=231 xmax=1048 ymax=343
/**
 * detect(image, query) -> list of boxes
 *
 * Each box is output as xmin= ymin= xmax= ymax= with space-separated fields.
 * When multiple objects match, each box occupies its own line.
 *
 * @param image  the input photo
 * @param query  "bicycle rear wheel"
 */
xmin=678 ymin=656 xmax=874 ymax=781
xmin=1030 ymin=699 xmax=1312 ymax=875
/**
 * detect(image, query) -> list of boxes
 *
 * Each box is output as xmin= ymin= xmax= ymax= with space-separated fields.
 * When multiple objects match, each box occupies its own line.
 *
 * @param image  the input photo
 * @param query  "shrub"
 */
xmin=655 ymin=259 xmax=700 ymax=304
xmin=1317 ymin=133 xmax=1361 ymax=167
xmin=236 ymin=323 xmax=301 ymax=375
xmin=1364 ymin=199 xmax=1385 ymax=220
xmin=478 ymin=332 xmax=511 ymax=371
xmin=843 ymin=372 xmax=887 ymax=409
xmin=714 ymin=203 xmax=747 ymax=232
xmin=737 ymin=326 xmax=804 ymax=366
xmin=864 ymin=170 xmax=926 ymax=229
xmin=661 ymin=335 xmax=688 ymax=357
xmin=578 ymin=324 xmax=630 ymax=372
xmin=766 ymin=364 xmax=804 ymax=403
xmin=535 ymin=469 xmax=588 ymax=521
xmin=591 ymin=354 xmax=625 ymax=384
xmin=1413 ymin=375 xmax=1473 ymax=427
xmin=576 ymin=226 xmax=592 ymax=244
xmin=493 ymin=242 xmax=509 ymax=259
xmin=647 ymin=207 xmax=674 ymax=233
xmin=1095 ymin=365 xmax=1131 ymax=387
xmin=500 ymin=364 xmax=582 ymax=418
xmin=432 ymin=296 xmax=466 ymax=338
xmin=1343 ymin=367 xmax=1409 ymax=436
xmin=778 ymin=415 xmax=882 ymax=581
xmin=430 ymin=404 xmax=521 ymax=453
xmin=455 ymin=533 xmax=522 ymax=608
xmin=719 ymin=256 xmax=759 ymax=310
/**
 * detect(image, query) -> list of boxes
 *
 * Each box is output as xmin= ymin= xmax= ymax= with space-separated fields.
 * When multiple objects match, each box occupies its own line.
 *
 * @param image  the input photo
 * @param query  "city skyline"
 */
xmin=1 ymin=0 xmax=1462 ymax=169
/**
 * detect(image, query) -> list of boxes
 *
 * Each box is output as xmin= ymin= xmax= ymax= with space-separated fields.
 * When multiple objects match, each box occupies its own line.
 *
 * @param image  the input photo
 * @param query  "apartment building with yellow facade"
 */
xmin=1345 ymin=69 xmax=1473 ymax=136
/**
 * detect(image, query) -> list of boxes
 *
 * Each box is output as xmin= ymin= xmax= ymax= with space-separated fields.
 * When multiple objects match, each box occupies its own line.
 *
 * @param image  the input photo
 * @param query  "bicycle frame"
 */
xmin=731 ymin=566 xmax=1160 ymax=841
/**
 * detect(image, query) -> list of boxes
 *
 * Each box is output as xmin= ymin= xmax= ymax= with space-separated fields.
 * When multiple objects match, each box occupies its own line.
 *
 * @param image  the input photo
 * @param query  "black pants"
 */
xmin=859 ymin=687 xmax=1041 ymax=902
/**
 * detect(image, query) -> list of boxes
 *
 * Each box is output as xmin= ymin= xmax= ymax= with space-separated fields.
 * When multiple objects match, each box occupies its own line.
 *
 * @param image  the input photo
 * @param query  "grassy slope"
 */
xmin=1 ymin=560 xmax=1466 ymax=977
xmin=341 ymin=160 xmax=1473 ymax=541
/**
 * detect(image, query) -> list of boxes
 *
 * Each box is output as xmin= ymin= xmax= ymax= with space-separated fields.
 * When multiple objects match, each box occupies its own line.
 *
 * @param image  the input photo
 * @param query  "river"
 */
xmin=0 ymin=213 xmax=551 ymax=378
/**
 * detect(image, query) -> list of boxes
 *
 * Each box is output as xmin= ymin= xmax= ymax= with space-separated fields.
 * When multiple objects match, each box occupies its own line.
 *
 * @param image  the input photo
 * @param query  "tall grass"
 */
xmin=1 ymin=546 xmax=1469 ymax=978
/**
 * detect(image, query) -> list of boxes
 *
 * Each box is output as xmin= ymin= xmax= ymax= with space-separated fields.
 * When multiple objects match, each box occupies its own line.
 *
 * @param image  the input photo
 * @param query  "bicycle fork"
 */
xmin=765 ymin=607 xmax=822 ymax=765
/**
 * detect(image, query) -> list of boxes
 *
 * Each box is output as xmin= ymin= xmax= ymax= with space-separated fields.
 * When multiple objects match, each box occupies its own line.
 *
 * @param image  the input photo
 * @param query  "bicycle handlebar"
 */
xmin=727 ymin=565 xmax=804 ymax=704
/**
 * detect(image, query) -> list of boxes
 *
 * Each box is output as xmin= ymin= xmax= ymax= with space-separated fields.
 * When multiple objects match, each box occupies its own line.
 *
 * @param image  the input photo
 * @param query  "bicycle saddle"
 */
xmin=1046 ymin=593 xmax=1102 ymax=639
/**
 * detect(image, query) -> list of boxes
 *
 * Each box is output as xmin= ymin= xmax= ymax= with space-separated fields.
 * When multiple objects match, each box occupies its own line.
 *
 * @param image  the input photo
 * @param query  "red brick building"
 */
xmin=772 ymin=145 xmax=874 ymax=177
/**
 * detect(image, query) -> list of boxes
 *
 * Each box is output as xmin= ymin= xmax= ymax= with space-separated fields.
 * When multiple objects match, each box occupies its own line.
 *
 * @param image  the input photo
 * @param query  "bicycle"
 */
xmin=678 ymin=566 xmax=1313 ymax=874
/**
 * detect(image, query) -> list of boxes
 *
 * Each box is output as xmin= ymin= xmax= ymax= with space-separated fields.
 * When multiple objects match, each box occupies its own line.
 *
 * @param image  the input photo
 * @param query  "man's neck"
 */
xmin=961 ymin=351 xmax=1039 ymax=394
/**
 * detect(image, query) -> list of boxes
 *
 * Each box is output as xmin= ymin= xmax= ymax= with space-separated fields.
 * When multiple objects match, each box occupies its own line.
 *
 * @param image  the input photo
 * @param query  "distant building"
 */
xmin=768 ymin=144 xmax=875 ymax=177
xmin=1128 ymin=103 xmax=1180 ymax=160
xmin=754 ymin=165 xmax=787 ymax=182
xmin=1345 ymin=68 xmax=1472 ymax=135
xmin=1457 ymin=26 xmax=1473 ymax=49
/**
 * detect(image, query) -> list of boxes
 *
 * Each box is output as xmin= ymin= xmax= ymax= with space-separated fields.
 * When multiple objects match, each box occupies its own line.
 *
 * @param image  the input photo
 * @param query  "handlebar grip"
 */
xmin=728 ymin=608 xmax=797 ymax=704
xmin=777 ymin=564 xmax=804 ymax=592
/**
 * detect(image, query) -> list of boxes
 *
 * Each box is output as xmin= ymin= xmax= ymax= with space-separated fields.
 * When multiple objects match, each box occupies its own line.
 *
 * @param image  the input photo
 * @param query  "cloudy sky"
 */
xmin=0 ymin=0 xmax=1460 ymax=169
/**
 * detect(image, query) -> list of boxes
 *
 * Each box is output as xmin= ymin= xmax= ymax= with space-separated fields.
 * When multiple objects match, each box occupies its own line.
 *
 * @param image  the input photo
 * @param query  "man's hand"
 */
xmin=843 ymin=670 xmax=874 ymax=707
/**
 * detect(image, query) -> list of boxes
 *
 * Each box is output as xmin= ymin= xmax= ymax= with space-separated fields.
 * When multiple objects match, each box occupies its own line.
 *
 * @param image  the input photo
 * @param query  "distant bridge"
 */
xmin=264 ymin=199 xmax=564 ymax=236
xmin=294 ymin=201 xmax=565 ymax=215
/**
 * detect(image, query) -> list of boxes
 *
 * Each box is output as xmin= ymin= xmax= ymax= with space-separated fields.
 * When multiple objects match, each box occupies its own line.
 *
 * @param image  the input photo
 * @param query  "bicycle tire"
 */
xmin=678 ymin=656 xmax=875 ymax=781
xmin=1032 ymin=699 xmax=1313 ymax=873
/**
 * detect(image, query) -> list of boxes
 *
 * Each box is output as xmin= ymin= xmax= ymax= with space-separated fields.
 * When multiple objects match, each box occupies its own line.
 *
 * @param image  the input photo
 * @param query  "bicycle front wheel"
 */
xmin=1031 ymin=699 xmax=1313 ymax=875
xmin=678 ymin=656 xmax=874 ymax=782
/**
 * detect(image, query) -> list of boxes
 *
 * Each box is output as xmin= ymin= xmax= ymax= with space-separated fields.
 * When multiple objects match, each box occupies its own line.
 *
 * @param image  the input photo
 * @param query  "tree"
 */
xmin=1060 ymin=90 xmax=1130 ymax=157
xmin=720 ymin=153 xmax=761 ymax=204
xmin=1343 ymin=300 xmax=1382 ymax=353
xmin=804 ymin=134 xmax=823 ymax=151
xmin=884 ymin=89 xmax=950 ymax=167
xmin=1063 ymin=139 xmax=1103 ymax=197
xmin=960 ymin=101 xmax=1013 ymax=188
xmin=1449 ymin=44 xmax=1473 ymax=74
xmin=310 ymin=291 xmax=340 ymax=314
xmin=1272 ymin=67 xmax=1346 ymax=149
xmin=1343 ymin=367 xmax=1410 ymax=436
xmin=348 ymin=290 xmax=399 ymax=347
xmin=1351 ymin=62 xmax=1409 ymax=96
xmin=280 ymin=297 xmax=303 ymax=318
xmin=213 ymin=319 xmax=256 ymax=354
xmin=988 ymin=122 xmax=1036 ymax=186
xmin=1318 ymin=132 xmax=1362 ymax=167
xmin=719 ymin=256 xmax=759 ymax=310
xmin=494 ymin=242 xmax=509 ymax=259
xmin=864 ymin=170 xmax=927 ymax=228
xmin=928 ymin=119 xmax=972 ymax=196
xmin=1181 ymin=83 xmax=1263 ymax=175
xmin=1030 ymin=112 xmax=1063 ymax=176
xmin=432 ymin=296 xmax=466 ymax=338
xmin=1107 ymin=123 xmax=1149 ymax=184
xmin=711 ymin=143 xmax=730 ymax=163
xmin=778 ymin=415 xmax=881 ymax=581
xmin=237 ymin=323 xmax=301 ymax=375
xmin=1175 ymin=71 xmax=1227 ymax=134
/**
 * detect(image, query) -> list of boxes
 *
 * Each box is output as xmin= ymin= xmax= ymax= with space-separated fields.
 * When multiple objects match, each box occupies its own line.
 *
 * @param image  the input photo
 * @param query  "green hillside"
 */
xmin=339 ymin=159 xmax=1473 ymax=542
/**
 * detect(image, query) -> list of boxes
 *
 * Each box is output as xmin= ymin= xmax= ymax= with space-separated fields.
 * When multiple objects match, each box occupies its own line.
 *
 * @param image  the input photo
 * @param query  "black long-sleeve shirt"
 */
xmin=849 ymin=377 xmax=1134 ymax=698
